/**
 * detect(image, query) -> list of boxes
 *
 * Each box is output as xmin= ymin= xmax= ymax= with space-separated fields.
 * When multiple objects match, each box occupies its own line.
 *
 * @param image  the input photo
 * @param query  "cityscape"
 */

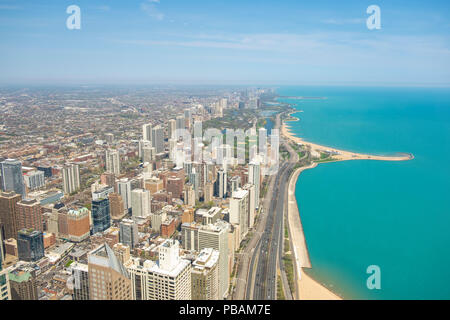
xmin=0 ymin=0 xmax=449 ymax=308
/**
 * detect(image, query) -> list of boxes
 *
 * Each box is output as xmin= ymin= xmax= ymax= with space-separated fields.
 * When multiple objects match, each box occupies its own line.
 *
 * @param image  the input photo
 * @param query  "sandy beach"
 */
xmin=283 ymin=113 xmax=414 ymax=162
xmin=284 ymin=112 xmax=413 ymax=300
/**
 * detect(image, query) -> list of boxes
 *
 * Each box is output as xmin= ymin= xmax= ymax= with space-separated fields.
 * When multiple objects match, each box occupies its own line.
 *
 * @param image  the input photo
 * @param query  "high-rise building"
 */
xmin=62 ymin=164 xmax=80 ymax=195
xmin=167 ymin=177 xmax=184 ymax=199
xmin=142 ymin=146 xmax=156 ymax=163
xmin=183 ymin=183 xmax=196 ymax=207
xmin=142 ymin=123 xmax=153 ymax=142
xmin=0 ymin=159 xmax=26 ymax=197
xmin=105 ymin=133 xmax=114 ymax=144
xmin=105 ymin=150 xmax=120 ymax=175
xmin=204 ymin=182 xmax=213 ymax=203
xmin=88 ymin=243 xmax=132 ymax=300
xmin=191 ymin=248 xmax=220 ymax=300
xmin=100 ymin=172 xmax=115 ymax=188
xmin=0 ymin=267 xmax=11 ymax=300
xmin=214 ymin=169 xmax=227 ymax=199
xmin=108 ymin=192 xmax=126 ymax=221
xmin=16 ymin=199 xmax=43 ymax=232
xmin=117 ymin=178 xmax=132 ymax=212
xmin=119 ymin=219 xmax=139 ymax=249
xmin=113 ymin=243 xmax=131 ymax=265
xmin=152 ymin=125 xmax=165 ymax=154
xmin=229 ymin=189 xmax=249 ymax=241
xmin=176 ymin=115 xmax=185 ymax=131
xmin=71 ymin=262 xmax=89 ymax=300
xmin=131 ymin=189 xmax=150 ymax=218
xmin=181 ymin=220 xmax=230 ymax=298
xmin=242 ymin=184 xmax=256 ymax=229
xmin=17 ymin=229 xmax=44 ymax=262
xmin=23 ymin=171 xmax=45 ymax=191
xmin=8 ymin=266 xmax=37 ymax=300
xmin=0 ymin=191 xmax=21 ymax=239
xmin=127 ymin=239 xmax=191 ymax=300
xmin=168 ymin=119 xmax=176 ymax=140
xmin=150 ymin=210 xmax=167 ymax=233
xmin=91 ymin=198 xmax=111 ymax=234
xmin=248 ymin=161 xmax=261 ymax=209
xmin=230 ymin=176 xmax=241 ymax=194
xmin=67 ymin=208 xmax=90 ymax=242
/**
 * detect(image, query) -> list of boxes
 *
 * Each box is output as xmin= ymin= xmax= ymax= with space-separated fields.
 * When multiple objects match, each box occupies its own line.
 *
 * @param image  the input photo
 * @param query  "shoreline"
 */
xmin=282 ymin=112 xmax=414 ymax=162
xmin=284 ymin=111 xmax=413 ymax=300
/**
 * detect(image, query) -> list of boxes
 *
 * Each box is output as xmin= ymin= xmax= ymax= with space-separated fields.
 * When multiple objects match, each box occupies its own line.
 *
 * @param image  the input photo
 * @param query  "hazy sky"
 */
xmin=0 ymin=0 xmax=449 ymax=85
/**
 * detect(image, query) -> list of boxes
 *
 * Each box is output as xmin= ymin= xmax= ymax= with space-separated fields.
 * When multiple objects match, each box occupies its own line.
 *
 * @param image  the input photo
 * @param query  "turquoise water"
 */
xmin=278 ymin=86 xmax=450 ymax=300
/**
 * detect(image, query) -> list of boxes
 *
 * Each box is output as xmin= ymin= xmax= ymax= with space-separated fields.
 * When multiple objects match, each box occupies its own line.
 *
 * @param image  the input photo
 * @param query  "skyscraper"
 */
xmin=117 ymin=178 xmax=132 ymax=211
xmin=17 ymin=229 xmax=44 ymax=262
xmin=0 ymin=191 xmax=21 ymax=239
xmin=229 ymin=189 xmax=249 ymax=241
xmin=127 ymin=239 xmax=191 ymax=300
xmin=142 ymin=123 xmax=152 ymax=142
xmin=16 ymin=199 xmax=43 ymax=232
xmin=151 ymin=125 xmax=164 ymax=154
xmin=108 ymin=192 xmax=126 ymax=221
xmin=67 ymin=208 xmax=90 ymax=242
xmin=119 ymin=219 xmax=139 ymax=249
xmin=131 ymin=189 xmax=150 ymax=218
xmin=168 ymin=119 xmax=176 ymax=140
xmin=91 ymin=198 xmax=111 ymax=234
xmin=0 ymin=159 xmax=26 ymax=197
xmin=23 ymin=170 xmax=45 ymax=191
xmin=62 ymin=164 xmax=80 ymax=195
xmin=0 ymin=267 xmax=11 ymax=300
xmin=105 ymin=150 xmax=120 ymax=175
xmin=191 ymin=248 xmax=220 ymax=300
xmin=71 ymin=262 xmax=89 ymax=300
xmin=88 ymin=243 xmax=132 ymax=300
xmin=214 ymin=169 xmax=227 ymax=199
xmin=181 ymin=220 xmax=230 ymax=299
xmin=248 ymin=161 xmax=260 ymax=209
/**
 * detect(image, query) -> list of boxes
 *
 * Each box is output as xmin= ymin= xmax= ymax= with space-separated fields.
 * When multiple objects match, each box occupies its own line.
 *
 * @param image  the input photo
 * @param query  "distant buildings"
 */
xmin=142 ymin=123 xmax=152 ymax=142
xmin=88 ymin=243 xmax=132 ymax=300
xmin=119 ymin=219 xmax=139 ymax=249
xmin=17 ymin=229 xmax=44 ymax=262
xmin=117 ymin=178 xmax=132 ymax=211
xmin=248 ymin=161 xmax=260 ymax=209
xmin=108 ymin=192 xmax=126 ymax=221
xmin=214 ymin=169 xmax=227 ymax=199
xmin=62 ymin=164 xmax=80 ymax=195
xmin=105 ymin=150 xmax=120 ymax=175
xmin=152 ymin=125 xmax=164 ymax=154
xmin=91 ymin=198 xmax=111 ymax=234
xmin=24 ymin=170 xmax=45 ymax=191
xmin=131 ymin=189 xmax=150 ymax=218
xmin=0 ymin=159 xmax=26 ymax=197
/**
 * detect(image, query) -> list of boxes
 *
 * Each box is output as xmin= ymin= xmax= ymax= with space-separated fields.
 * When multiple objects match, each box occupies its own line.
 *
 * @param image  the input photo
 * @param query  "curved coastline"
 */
xmin=284 ymin=111 xmax=413 ymax=300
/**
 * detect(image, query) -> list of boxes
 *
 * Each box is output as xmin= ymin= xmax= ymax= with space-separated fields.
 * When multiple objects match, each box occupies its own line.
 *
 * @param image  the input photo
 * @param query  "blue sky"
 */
xmin=0 ymin=0 xmax=449 ymax=85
